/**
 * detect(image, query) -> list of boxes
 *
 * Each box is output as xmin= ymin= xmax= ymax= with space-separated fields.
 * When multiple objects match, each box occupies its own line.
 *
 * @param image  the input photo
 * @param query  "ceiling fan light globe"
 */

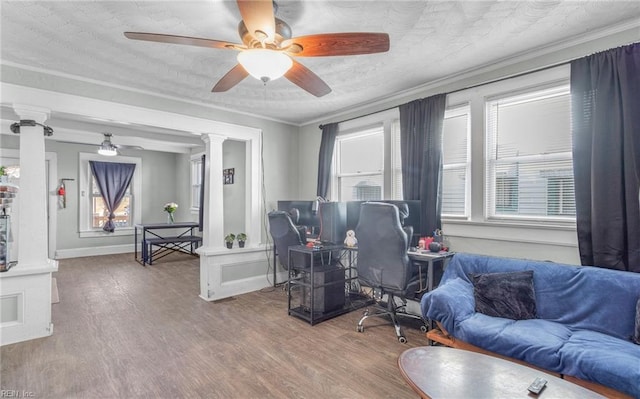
xmin=98 ymin=144 xmax=118 ymax=156
xmin=237 ymin=49 xmax=292 ymax=82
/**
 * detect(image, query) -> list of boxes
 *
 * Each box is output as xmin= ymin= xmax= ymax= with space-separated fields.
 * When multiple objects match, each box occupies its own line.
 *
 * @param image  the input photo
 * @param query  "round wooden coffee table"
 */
xmin=398 ymin=347 xmax=605 ymax=398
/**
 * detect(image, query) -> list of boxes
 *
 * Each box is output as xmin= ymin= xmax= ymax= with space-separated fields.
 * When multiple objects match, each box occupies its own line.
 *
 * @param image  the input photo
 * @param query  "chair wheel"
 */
xmin=398 ymin=336 xmax=407 ymax=343
xmin=420 ymin=325 xmax=428 ymax=333
xmin=357 ymin=325 xmax=364 ymax=333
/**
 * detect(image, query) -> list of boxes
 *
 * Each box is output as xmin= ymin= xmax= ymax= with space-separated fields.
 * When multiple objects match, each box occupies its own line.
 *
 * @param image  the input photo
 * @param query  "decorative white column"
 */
xmin=13 ymin=105 xmax=51 ymax=268
xmin=0 ymin=104 xmax=58 ymax=346
xmin=201 ymin=133 xmax=227 ymax=249
xmin=197 ymin=129 xmax=275 ymax=302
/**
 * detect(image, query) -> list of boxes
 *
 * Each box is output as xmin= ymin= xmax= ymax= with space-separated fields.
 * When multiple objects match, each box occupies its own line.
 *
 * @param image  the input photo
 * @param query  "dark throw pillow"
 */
xmin=472 ymin=270 xmax=537 ymax=320
xmin=633 ymin=297 xmax=640 ymax=345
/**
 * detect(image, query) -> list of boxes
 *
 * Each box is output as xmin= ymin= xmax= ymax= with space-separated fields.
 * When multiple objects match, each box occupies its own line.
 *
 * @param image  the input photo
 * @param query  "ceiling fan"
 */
xmin=124 ymin=0 xmax=390 ymax=97
xmin=97 ymin=133 xmax=142 ymax=156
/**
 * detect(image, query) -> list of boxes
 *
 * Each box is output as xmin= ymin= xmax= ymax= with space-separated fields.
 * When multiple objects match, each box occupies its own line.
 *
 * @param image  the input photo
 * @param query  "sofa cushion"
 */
xmin=472 ymin=270 xmax=537 ymax=320
xmin=560 ymin=329 xmax=640 ymax=398
xmin=457 ymin=315 xmax=569 ymax=372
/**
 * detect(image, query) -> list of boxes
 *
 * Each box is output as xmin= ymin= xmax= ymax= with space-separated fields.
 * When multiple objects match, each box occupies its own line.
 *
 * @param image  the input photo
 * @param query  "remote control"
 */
xmin=527 ymin=377 xmax=547 ymax=395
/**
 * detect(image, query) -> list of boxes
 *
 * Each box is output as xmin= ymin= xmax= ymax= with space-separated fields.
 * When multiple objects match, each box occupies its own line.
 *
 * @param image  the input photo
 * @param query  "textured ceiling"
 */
xmin=2 ymin=1 xmax=640 ymax=127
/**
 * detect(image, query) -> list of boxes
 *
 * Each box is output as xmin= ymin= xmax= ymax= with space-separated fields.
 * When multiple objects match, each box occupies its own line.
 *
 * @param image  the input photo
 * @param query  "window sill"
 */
xmin=442 ymin=218 xmax=576 ymax=231
xmin=79 ymin=227 xmax=134 ymax=238
xmin=441 ymin=218 xmax=577 ymax=248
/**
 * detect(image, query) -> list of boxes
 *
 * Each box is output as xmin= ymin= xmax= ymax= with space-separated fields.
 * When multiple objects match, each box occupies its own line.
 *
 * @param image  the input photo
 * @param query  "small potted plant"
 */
xmin=224 ymin=233 xmax=236 ymax=249
xmin=0 ymin=166 xmax=7 ymax=184
xmin=236 ymin=233 xmax=247 ymax=248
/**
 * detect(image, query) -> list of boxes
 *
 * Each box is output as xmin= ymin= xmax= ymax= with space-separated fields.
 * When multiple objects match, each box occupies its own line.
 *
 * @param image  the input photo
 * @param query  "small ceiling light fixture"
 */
xmin=237 ymin=49 xmax=293 ymax=83
xmin=98 ymin=133 xmax=118 ymax=156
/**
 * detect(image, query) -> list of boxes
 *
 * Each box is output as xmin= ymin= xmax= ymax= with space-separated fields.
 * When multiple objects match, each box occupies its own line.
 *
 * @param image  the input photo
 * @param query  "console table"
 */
xmin=134 ymin=222 xmax=201 ymax=265
xmin=398 ymin=347 xmax=605 ymax=399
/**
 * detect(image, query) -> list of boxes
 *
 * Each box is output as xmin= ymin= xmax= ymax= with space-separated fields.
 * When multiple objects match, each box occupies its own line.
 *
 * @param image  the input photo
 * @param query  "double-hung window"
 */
xmin=90 ymin=175 xmax=132 ymax=229
xmin=442 ymin=105 xmax=470 ymax=218
xmin=333 ymin=127 xmax=384 ymax=201
xmin=78 ymin=153 xmax=142 ymax=237
xmin=485 ymin=85 xmax=575 ymax=222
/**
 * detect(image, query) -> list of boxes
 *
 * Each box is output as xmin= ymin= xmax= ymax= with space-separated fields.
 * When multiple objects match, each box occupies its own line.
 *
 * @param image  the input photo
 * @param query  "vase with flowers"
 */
xmin=164 ymin=202 xmax=178 ymax=224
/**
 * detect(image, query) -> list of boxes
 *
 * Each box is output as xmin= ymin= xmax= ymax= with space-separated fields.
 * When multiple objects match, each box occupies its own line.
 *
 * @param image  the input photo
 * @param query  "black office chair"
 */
xmin=355 ymin=202 xmax=427 ymax=343
xmin=268 ymin=210 xmax=308 ymax=271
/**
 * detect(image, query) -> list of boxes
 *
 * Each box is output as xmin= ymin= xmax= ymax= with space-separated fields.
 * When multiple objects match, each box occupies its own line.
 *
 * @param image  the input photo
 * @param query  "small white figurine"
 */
xmin=344 ymin=230 xmax=358 ymax=247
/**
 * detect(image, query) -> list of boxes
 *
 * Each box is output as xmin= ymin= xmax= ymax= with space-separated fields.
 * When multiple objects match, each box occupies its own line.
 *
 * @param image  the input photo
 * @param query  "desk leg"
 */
xmin=134 ymin=227 xmax=138 ymax=261
xmin=427 ymin=260 xmax=435 ymax=341
xmin=310 ymin=251 xmax=315 ymax=325
xmin=273 ymin=243 xmax=278 ymax=287
xmin=142 ymin=229 xmax=147 ymax=266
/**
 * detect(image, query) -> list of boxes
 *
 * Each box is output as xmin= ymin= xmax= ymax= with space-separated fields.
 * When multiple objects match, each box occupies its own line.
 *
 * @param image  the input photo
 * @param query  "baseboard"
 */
xmin=55 ymin=244 xmax=138 ymax=259
xmin=202 ymin=271 xmax=288 ymax=301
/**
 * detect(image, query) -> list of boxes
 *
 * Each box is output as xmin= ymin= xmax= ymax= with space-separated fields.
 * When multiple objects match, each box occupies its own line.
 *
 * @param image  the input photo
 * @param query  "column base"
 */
xmin=0 ymin=259 xmax=58 ymax=346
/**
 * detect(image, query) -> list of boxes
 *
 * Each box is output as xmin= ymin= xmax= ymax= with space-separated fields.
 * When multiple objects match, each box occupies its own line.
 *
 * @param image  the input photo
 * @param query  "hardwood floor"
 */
xmin=1 ymin=253 xmax=429 ymax=398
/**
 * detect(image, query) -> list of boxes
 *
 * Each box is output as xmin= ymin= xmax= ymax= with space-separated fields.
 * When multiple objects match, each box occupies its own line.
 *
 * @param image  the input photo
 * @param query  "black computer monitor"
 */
xmin=276 ymin=200 xmax=320 ymax=232
xmin=318 ymin=202 xmax=347 ymax=244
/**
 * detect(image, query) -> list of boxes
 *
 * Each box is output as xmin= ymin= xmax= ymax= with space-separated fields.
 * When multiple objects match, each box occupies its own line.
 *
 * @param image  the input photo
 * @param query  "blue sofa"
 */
xmin=421 ymin=253 xmax=640 ymax=398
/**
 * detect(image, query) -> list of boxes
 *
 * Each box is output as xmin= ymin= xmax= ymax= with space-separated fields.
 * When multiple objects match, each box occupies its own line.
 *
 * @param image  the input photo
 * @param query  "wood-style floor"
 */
xmin=1 ymin=253 xmax=429 ymax=398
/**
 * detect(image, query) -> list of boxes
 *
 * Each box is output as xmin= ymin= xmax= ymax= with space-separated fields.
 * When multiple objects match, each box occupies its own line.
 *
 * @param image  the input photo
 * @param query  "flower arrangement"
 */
xmin=164 ymin=202 xmax=178 ymax=223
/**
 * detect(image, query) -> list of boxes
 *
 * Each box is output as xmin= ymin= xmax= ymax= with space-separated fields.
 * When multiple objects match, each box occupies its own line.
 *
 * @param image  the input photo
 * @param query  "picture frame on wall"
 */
xmin=223 ymin=168 xmax=234 ymax=185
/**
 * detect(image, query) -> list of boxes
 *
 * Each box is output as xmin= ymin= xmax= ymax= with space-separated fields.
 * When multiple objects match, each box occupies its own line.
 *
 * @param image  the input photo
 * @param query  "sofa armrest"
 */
xmin=420 ymin=277 xmax=475 ymax=334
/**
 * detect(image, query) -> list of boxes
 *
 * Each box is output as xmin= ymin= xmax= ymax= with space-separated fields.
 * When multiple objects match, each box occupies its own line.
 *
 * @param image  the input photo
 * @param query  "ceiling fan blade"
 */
xmin=124 ymin=32 xmax=243 ymax=50
xmin=212 ymin=64 xmax=249 ymax=92
xmin=236 ymin=0 xmax=276 ymax=43
xmin=283 ymin=33 xmax=390 ymax=57
xmin=284 ymin=60 xmax=331 ymax=97
xmin=115 ymin=144 xmax=144 ymax=151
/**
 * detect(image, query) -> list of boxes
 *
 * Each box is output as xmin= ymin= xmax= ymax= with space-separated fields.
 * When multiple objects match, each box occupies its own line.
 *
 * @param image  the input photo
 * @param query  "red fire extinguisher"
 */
xmin=58 ymin=182 xmax=66 ymax=208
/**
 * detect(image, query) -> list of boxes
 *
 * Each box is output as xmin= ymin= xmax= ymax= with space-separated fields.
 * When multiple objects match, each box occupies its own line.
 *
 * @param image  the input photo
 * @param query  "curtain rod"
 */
xmin=318 ymin=59 xmax=569 ymax=130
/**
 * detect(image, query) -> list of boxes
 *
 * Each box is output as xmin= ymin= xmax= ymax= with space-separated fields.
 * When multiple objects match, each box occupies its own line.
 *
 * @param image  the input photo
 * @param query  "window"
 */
xmin=333 ymin=127 xmax=384 ymax=201
xmin=486 ymin=85 xmax=575 ymax=221
xmin=190 ymin=154 xmax=203 ymax=211
xmin=78 ymin=153 xmax=142 ymax=237
xmin=329 ymin=110 xmax=404 ymax=202
xmin=442 ymin=105 xmax=470 ymax=218
xmin=91 ymin=175 xmax=131 ymax=228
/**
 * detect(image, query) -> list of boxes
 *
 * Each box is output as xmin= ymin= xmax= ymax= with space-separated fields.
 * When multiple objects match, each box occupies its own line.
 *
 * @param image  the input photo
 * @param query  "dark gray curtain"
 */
xmin=399 ymin=94 xmax=446 ymax=236
xmin=316 ymin=123 xmax=339 ymax=199
xmin=198 ymin=154 xmax=205 ymax=232
xmin=89 ymin=161 xmax=136 ymax=233
xmin=571 ymin=42 xmax=640 ymax=272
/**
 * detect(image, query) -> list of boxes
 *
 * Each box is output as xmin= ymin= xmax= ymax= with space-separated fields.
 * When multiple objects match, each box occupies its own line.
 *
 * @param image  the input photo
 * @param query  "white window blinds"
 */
xmin=442 ymin=105 xmax=470 ymax=217
xmin=334 ymin=127 xmax=384 ymax=201
xmin=486 ymin=85 xmax=575 ymax=221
